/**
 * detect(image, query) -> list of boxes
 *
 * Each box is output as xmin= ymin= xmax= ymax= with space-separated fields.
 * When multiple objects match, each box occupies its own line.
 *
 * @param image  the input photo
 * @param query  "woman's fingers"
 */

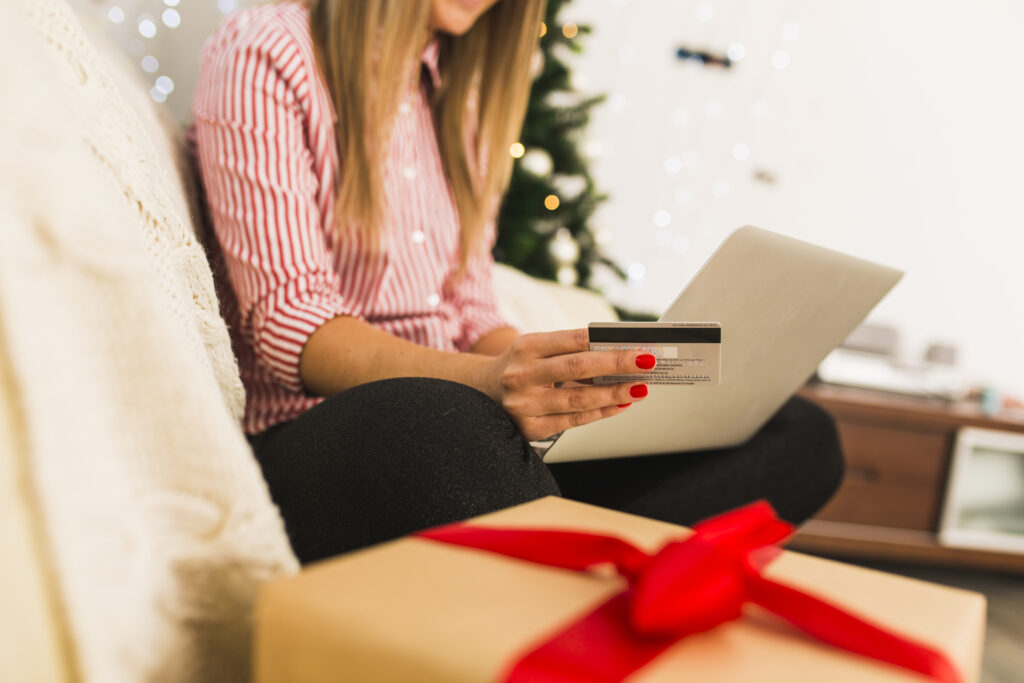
xmin=528 ymin=349 xmax=652 ymax=386
xmin=513 ymin=328 xmax=591 ymax=359
xmin=496 ymin=328 xmax=658 ymax=440
xmin=511 ymin=381 xmax=646 ymax=417
xmin=504 ymin=329 xmax=656 ymax=385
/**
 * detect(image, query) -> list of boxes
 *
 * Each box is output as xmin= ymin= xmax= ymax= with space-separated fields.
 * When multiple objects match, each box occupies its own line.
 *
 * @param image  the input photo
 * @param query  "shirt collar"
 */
xmin=420 ymin=37 xmax=442 ymax=89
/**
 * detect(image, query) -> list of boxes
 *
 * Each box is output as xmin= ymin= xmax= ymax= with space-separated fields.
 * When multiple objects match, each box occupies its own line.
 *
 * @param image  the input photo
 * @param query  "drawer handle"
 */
xmin=847 ymin=465 xmax=881 ymax=483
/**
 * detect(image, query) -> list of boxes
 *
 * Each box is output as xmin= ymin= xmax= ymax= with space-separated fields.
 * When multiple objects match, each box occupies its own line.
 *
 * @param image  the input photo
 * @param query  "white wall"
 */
xmin=566 ymin=0 xmax=1024 ymax=396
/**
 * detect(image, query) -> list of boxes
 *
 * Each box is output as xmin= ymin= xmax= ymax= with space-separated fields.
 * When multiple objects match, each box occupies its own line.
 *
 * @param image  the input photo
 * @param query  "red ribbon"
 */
xmin=416 ymin=501 xmax=962 ymax=683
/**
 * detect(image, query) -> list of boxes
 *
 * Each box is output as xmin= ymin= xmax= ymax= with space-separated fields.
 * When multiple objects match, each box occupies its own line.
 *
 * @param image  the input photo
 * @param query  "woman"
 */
xmin=193 ymin=0 xmax=843 ymax=564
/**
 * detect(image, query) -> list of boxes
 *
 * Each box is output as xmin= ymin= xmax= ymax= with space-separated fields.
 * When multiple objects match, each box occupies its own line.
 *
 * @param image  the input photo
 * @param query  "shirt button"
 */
xmin=427 ymin=293 xmax=441 ymax=308
xmin=403 ymin=166 xmax=417 ymax=180
xmin=411 ymin=230 xmax=426 ymax=244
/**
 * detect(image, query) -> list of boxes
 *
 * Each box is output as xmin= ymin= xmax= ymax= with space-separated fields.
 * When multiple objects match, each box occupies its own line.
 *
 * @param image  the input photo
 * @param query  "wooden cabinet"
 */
xmin=793 ymin=383 xmax=1024 ymax=572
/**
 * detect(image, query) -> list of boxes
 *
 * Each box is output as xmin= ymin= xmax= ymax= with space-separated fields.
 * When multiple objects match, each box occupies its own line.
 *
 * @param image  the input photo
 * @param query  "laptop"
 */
xmin=541 ymin=225 xmax=903 ymax=463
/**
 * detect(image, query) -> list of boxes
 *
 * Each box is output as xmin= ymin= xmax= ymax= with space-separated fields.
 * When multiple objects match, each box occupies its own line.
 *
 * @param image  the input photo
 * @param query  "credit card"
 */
xmin=589 ymin=322 xmax=721 ymax=386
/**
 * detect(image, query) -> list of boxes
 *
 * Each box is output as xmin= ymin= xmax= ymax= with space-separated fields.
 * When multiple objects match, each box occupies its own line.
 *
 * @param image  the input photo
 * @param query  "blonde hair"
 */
xmin=308 ymin=0 xmax=545 ymax=260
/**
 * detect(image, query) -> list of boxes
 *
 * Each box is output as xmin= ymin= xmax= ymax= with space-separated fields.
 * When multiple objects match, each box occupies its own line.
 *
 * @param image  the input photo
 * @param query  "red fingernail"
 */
xmin=618 ymin=403 xmax=631 ymax=408
xmin=635 ymin=354 xmax=656 ymax=369
xmin=629 ymin=384 xmax=648 ymax=399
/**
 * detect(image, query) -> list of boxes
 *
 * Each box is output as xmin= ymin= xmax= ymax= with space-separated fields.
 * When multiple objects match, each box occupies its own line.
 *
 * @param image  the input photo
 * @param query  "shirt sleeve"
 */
xmin=192 ymin=25 xmax=354 ymax=392
xmin=450 ymin=220 xmax=516 ymax=352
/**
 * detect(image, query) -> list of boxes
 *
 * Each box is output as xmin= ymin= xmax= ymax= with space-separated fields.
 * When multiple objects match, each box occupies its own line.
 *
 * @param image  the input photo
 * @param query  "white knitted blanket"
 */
xmin=0 ymin=1 xmax=299 ymax=681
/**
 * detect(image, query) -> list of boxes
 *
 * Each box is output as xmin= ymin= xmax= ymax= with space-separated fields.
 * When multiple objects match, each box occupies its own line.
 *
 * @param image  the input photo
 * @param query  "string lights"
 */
xmin=521 ymin=148 xmax=554 ymax=177
xmin=100 ymin=0 xmax=241 ymax=106
xmin=548 ymin=229 xmax=580 ymax=285
xmin=570 ymin=2 xmax=805 ymax=306
xmin=607 ymin=6 xmax=803 ymax=288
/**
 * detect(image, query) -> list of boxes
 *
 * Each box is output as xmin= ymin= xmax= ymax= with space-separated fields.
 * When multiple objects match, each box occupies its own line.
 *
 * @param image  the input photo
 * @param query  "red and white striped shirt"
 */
xmin=193 ymin=3 xmax=510 ymax=434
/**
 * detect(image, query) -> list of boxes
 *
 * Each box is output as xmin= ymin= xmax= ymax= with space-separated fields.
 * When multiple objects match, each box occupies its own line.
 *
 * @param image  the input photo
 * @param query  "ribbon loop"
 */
xmin=629 ymin=502 xmax=790 ymax=637
xmin=630 ymin=538 xmax=746 ymax=637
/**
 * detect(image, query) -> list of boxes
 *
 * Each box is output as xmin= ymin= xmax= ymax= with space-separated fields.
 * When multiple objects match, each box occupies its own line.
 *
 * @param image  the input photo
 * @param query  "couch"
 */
xmin=0 ymin=1 xmax=616 ymax=682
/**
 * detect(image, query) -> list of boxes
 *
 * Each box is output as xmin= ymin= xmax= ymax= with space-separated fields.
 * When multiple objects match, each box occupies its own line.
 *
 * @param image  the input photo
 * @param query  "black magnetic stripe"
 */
xmin=588 ymin=326 xmax=721 ymax=343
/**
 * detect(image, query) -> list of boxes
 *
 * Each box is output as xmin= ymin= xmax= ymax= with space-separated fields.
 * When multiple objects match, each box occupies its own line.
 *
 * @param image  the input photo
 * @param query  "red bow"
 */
xmin=417 ymin=501 xmax=962 ymax=683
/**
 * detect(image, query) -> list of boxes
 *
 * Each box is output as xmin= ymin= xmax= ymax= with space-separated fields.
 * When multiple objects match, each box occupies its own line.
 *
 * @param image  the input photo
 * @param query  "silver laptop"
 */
xmin=542 ymin=225 xmax=903 ymax=463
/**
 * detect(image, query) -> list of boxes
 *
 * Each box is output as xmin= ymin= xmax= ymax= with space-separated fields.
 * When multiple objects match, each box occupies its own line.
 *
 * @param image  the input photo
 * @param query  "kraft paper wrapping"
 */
xmin=255 ymin=497 xmax=985 ymax=682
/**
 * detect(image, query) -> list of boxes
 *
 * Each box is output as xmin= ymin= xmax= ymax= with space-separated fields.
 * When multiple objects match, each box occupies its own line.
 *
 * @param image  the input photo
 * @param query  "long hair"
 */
xmin=308 ymin=0 xmax=545 ymax=260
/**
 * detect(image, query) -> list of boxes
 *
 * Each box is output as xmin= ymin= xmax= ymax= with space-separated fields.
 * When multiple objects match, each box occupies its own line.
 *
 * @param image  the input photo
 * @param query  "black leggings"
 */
xmin=249 ymin=378 xmax=843 ymax=564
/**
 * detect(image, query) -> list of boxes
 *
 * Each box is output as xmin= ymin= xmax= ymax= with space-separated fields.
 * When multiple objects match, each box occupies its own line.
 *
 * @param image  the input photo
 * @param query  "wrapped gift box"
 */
xmin=254 ymin=497 xmax=985 ymax=682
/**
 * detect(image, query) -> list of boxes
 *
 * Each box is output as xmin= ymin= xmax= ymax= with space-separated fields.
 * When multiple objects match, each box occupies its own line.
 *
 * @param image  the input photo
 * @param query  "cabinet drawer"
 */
xmin=837 ymin=421 xmax=952 ymax=486
xmin=815 ymin=420 xmax=955 ymax=530
xmin=817 ymin=479 xmax=941 ymax=530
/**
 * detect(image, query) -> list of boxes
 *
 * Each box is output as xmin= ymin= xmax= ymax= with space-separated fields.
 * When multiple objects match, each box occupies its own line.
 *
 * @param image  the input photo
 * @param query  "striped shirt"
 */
xmin=193 ymin=3 xmax=510 ymax=434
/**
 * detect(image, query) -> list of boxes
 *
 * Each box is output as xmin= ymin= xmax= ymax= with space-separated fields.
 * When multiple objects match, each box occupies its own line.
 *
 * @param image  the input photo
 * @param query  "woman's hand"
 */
xmin=480 ymin=328 xmax=655 ymax=441
xmin=299 ymin=318 xmax=651 ymax=441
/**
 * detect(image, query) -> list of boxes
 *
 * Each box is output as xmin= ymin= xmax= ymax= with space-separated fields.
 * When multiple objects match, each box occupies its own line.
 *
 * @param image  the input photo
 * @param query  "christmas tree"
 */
xmin=494 ymin=0 xmax=617 ymax=289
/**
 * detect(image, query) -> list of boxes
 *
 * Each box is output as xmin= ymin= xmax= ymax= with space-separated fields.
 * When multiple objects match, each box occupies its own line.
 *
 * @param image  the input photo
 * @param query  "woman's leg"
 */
xmin=250 ymin=377 xmax=559 ymax=564
xmin=548 ymin=396 xmax=844 ymax=526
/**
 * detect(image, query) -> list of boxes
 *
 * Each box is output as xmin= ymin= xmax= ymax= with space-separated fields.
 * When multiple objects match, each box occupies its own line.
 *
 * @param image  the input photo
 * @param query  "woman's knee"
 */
xmin=265 ymin=378 xmax=559 ymax=560
xmin=764 ymin=396 xmax=845 ymax=521
xmin=337 ymin=377 xmax=547 ymax=466
xmin=339 ymin=378 xmax=559 ymax=517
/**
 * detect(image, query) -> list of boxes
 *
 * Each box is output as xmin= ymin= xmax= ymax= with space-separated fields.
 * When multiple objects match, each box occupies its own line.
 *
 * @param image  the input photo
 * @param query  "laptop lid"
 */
xmin=542 ymin=226 xmax=903 ymax=463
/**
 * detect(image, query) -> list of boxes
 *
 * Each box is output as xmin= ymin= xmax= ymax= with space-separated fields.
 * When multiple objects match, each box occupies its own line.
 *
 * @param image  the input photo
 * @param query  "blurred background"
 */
xmin=41 ymin=3 xmax=1024 ymax=678
xmin=67 ymin=0 xmax=1024 ymax=401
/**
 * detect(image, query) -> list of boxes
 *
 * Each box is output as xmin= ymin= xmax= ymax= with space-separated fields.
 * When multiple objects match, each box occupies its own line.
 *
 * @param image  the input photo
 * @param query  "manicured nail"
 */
xmin=618 ymin=403 xmax=631 ymax=408
xmin=629 ymin=384 xmax=648 ymax=399
xmin=635 ymin=354 xmax=656 ymax=370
